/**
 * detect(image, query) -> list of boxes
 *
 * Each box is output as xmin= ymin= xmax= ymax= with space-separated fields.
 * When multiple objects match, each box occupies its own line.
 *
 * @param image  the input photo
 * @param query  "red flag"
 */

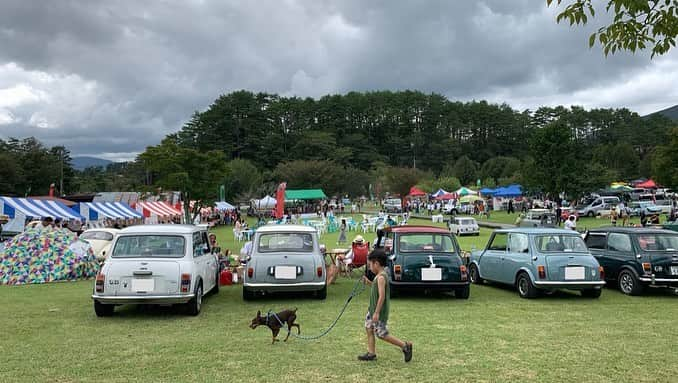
xmin=275 ymin=182 xmax=287 ymax=219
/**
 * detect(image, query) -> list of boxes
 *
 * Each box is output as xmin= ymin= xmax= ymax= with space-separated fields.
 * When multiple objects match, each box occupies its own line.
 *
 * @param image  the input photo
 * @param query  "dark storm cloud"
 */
xmin=0 ymin=0 xmax=675 ymax=160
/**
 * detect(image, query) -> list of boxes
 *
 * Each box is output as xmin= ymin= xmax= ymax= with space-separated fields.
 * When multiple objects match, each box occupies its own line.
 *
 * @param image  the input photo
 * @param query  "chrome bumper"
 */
xmin=639 ymin=277 xmax=678 ymax=284
xmin=533 ymin=281 xmax=605 ymax=286
xmin=92 ymin=294 xmax=194 ymax=305
xmin=244 ymin=281 xmax=326 ymax=290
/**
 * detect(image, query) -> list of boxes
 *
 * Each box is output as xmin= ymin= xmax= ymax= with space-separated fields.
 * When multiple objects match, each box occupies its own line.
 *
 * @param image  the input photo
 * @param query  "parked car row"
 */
xmin=91 ymin=222 xmax=678 ymax=318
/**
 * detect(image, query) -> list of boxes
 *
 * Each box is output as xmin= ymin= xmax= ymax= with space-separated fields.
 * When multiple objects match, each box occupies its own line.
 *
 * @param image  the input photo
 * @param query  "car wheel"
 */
xmin=580 ymin=288 xmax=602 ymax=298
xmin=211 ymin=269 xmax=220 ymax=295
xmin=587 ymin=211 xmax=594 ymax=217
xmin=475 ymin=232 xmax=480 ymax=236
xmin=242 ymin=286 xmax=255 ymax=301
xmin=457 ymin=230 xmax=461 ymax=236
xmin=618 ymin=270 xmax=643 ymax=296
xmin=455 ymin=285 xmax=470 ymax=299
xmin=94 ymin=301 xmax=114 ymax=317
xmin=516 ymin=273 xmax=538 ymax=299
xmin=186 ymin=283 xmax=203 ymax=316
xmin=315 ymin=284 xmax=327 ymax=300
xmin=469 ymin=264 xmax=483 ymax=284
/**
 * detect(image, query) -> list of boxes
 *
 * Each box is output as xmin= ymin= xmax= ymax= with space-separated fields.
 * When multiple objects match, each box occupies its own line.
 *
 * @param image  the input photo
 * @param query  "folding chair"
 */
xmin=345 ymin=241 xmax=370 ymax=277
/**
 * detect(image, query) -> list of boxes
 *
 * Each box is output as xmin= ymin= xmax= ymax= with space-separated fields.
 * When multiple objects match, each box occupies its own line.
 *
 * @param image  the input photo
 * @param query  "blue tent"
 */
xmin=494 ymin=184 xmax=522 ymax=197
xmin=0 ymin=197 xmax=84 ymax=220
xmin=479 ymin=188 xmax=496 ymax=195
xmin=431 ymin=189 xmax=448 ymax=198
xmin=76 ymin=201 xmax=142 ymax=221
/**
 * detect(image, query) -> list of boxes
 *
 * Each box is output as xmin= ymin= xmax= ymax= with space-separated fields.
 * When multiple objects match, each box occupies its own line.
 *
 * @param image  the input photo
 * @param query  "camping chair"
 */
xmin=344 ymin=241 xmax=370 ymax=277
xmin=233 ymin=228 xmax=243 ymax=241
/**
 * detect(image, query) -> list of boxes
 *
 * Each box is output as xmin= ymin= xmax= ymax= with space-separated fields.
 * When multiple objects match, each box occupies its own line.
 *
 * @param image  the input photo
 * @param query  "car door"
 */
xmin=201 ymin=231 xmax=217 ymax=290
xmin=501 ymin=233 xmax=530 ymax=284
xmin=192 ymin=232 xmax=210 ymax=292
xmin=585 ymin=232 xmax=609 ymax=277
xmin=605 ymin=233 xmax=635 ymax=279
xmin=480 ymin=232 xmax=508 ymax=282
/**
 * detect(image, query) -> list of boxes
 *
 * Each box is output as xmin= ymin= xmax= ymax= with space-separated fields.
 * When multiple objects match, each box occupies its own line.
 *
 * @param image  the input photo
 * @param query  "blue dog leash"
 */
xmin=267 ymin=278 xmax=367 ymax=341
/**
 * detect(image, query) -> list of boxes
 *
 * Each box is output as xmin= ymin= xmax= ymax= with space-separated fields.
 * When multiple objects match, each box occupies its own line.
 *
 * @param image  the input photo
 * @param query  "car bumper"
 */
xmin=91 ymin=294 xmax=194 ymax=305
xmin=244 ymin=281 xmax=326 ymax=292
xmin=639 ymin=276 xmax=678 ymax=287
xmin=390 ymin=280 xmax=470 ymax=289
xmin=533 ymin=281 xmax=605 ymax=289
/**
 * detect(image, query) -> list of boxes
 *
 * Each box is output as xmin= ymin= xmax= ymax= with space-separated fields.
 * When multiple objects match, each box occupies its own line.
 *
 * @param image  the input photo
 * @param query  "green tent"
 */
xmin=285 ymin=189 xmax=327 ymax=200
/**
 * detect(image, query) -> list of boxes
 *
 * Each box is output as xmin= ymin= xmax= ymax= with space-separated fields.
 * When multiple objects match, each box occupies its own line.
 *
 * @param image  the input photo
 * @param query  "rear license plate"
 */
xmin=275 ymin=266 xmax=297 ymax=280
xmin=421 ymin=268 xmax=442 ymax=281
xmin=671 ymin=266 xmax=678 ymax=275
xmin=132 ymin=278 xmax=154 ymax=292
xmin=565 ymin=267 xmax=585 ymax=280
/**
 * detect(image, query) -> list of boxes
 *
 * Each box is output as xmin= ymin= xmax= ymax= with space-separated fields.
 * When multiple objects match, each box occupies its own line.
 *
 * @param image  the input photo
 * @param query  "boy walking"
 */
xmin=359 ymin=248 xmax=413 ymax=362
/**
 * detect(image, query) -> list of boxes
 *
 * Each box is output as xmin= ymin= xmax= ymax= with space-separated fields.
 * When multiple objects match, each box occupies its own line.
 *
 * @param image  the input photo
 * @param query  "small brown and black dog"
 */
xmin=249 ymin=308 xmax=300 ymax=344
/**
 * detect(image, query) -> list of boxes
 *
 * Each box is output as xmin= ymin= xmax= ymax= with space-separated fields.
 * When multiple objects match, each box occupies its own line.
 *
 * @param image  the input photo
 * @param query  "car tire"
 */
xmin=211 ymin=269 xmax=220 ymax=295
xmin=475 ymin=232 xmax=480 ymax=236
xmin=618 ymin=270 xmax=643 ymax=296
xmin=516 ymin=273 xmax=538 ymax=299
xmin=94 ymin=301 xmax=114 ymax=317
xmin=242 ymin=286 xmax=255 ymax=301
xmin=469 ymin=264 xmax=483 ymax=284
xmin=580 ymin=288 xmax=602 ymax=298
xmin=587 ymin=211 xmax=594 ymax=217
xmin=185 ymin=283 xmax=203 ymax=316
xmin=315 ymin=284 xmax=327 ymax=300
xmin=455 ymin=285 xmax=470 ymax=299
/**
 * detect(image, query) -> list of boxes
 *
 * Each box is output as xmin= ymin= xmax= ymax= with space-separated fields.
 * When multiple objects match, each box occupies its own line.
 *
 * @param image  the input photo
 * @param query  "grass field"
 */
xmin=1 ymin=214 xmax=677 ymax=382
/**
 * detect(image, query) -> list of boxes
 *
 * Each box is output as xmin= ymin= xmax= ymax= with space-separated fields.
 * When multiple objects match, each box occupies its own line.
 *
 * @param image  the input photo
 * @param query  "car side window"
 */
xmin=585 ymin=233 xmax=607 ymax=249
xmin=607 ymin=233 xmax=632 ymax=252
xmin=488 ymin=233 xmax=508 ymax=251
xmin=193 ymin=232 xmax=204 ymax=257
xmin=202 ymin=232 xmax=210 ymax=252
xmin=508 ymin=233 xmax=529 ymax=253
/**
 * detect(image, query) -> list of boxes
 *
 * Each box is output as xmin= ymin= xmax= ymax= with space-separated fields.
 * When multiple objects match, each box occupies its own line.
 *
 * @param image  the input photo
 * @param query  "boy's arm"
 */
xmin=373 ymin=275 xmax=386 ymax=322
xmin=362 ymin=275 xmax=372 ymax=285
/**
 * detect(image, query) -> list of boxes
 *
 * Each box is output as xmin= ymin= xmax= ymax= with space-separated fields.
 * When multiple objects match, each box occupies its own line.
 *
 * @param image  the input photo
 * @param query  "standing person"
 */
xmin=610 ymin=207 xmax=618 ymax=227
xmin=564 ymin=215 xmax=577 ymax=231
xmin=508 ymin=199 xmax=514 ymax=214
xmin=358 ymin=248 xmax=413 ymax=362
xmin=618 ymin=200 xmax=628 ymax=226
xmin=338 ymin=219 xmax=348 ymax=245
xmin=555 ymin=204 xmax=563 ymax=226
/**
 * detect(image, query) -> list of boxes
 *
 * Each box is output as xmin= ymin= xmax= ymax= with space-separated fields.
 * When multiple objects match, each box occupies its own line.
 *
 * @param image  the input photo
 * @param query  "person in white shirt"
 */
xmin=564 ymin=215 xmax=577 ymax=231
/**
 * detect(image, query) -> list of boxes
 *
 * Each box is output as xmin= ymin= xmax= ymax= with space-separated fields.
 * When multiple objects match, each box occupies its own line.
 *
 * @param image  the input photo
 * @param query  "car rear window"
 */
xmin=112 ymin=235 xmax=186 ymax=258
xmin=398 ymin=234 xmax=456 ymax=253
xmin=637 ymin=234 xmax=678 ymax=251
xmin=535 ymin=235 xmax=588 ymax=253
xmin=458 ymin=219 xmax=474 ymax=225
xmin=257 ymin=233 xmax=314 ymax=253
xmin=80 ymin=231 xmax=114 ymax=241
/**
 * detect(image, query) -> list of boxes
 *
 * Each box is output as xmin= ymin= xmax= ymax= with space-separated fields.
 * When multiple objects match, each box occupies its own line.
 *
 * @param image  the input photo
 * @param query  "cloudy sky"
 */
xmin=0 ymin=0 xmax=676 ymax=161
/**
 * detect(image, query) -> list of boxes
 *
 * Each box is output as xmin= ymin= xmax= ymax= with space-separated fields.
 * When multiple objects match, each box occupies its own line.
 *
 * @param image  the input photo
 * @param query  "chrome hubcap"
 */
xmin=620 ymin=274 xmax=633 ymax=293
xmin=470 ymin=267 xmax=477 ymax=282
xmin=197 ymin=287 xmax=202 ymax=309
xmin=518 ymin=278 xmax=528 ymax=295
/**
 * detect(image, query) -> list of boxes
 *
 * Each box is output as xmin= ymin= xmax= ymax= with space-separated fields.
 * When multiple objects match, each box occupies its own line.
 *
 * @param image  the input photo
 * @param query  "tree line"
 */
xmin=2 ymin=90 xmax=676 ymax=200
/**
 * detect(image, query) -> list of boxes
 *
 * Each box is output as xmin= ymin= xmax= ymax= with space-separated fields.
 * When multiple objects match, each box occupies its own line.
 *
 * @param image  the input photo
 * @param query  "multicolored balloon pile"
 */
xmin=0 ymin=228 xmax=99 ymax=285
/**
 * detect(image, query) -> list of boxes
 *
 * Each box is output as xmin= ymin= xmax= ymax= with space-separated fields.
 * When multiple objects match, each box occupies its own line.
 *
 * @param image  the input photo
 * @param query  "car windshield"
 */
xmin=458 ymin=219 xmax=475 ymax=225
xmin=112 ymin=235 xmax=186 ymax=258
xmin=637 ymin=234 xmax=678 ymax=251
xmin=257 ymin=233 xmax=314 ymax=253
xmin=535 ymin=235 xmax=588 ymax=253
xmin=80 ymin=231 xmax=114 ymax=241
xmin=398 ymin=234 xmax=456 ymax=253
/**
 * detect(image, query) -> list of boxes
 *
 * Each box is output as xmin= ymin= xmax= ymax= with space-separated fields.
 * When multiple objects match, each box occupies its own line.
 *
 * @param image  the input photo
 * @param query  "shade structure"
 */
xmin=479 ymin=188 xmax=496 ymax=195
xmin=460 ymin=195 xmax=483 ymax=204
xmin=408 ymin=186 xmax=427 ymax=197
xmin=431 ymin=189 xmax=448 ymax=198
xmin=610 ymin=183 xmax=633 ymax=191
xmin=215 ymin=201 xmax=235 ymax=210
xmin=252 ymin=195 xmax=277 ymax=210
xmin=77 ymin=201 xmax=142 ymax=221
xmin=0 ymin=197 xmax=83 ymax=220
xmin=285 ymin=189 xmax=327 ymax=200
xmin=435 ymin=192 xmax=457 ymax=201
xmin=635 ymin=179 xmax=657 ymax=189
xmin=493 ymin=184 xmax=523 ymax=197
xmin=136 ymin=201 xmax=182 ymax=218
xmin=455 ymin=187 xmax=477 ymax=196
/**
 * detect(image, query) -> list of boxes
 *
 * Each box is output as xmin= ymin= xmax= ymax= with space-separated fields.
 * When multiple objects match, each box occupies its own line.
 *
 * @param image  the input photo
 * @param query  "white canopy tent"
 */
xmin=252 ymin=195 xmax=276 ymax=210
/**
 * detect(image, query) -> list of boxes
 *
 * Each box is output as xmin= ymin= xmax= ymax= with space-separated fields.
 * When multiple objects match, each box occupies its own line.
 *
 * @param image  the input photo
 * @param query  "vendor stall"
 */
xmin=76 ymin=201 xmax=142 ymax=225
xmin=135 ymin=201 xmax=183 ymax=224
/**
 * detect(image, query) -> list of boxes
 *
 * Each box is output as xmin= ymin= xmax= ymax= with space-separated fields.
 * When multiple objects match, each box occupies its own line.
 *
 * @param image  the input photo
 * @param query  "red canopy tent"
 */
xmin=435 ymin=192 xmax=457 ymax=201
xmin=135 ymin=201 xmax=183 ymax=221
xmin=635 ymin=179 xmax=658 ymax=189
xmin=408 ymin=186 xmax=426 ymax=197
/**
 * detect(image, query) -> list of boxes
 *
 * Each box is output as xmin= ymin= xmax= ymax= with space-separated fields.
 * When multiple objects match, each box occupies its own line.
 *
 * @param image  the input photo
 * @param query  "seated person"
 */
xmin=336 ymin=235 xmax=366 ymax=268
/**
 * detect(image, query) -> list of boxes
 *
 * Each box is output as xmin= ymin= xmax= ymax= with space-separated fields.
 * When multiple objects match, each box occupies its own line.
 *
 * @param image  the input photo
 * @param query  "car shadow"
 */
xmin=391 ymin=289 xmax=463 ymax=300
xmin=479 ymin=281 xmax=591 ymax=300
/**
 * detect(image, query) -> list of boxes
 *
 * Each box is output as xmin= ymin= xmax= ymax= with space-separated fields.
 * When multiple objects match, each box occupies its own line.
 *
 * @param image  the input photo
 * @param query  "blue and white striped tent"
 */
xmin=76 ymin=201 xmax=142 ymax=221
xmin=0 ymin=197 xmax=84 ymax=220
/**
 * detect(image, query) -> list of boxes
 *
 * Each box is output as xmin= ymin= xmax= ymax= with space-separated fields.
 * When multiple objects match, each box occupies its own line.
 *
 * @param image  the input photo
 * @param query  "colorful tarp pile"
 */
xmin=0 ymin=229 xmax=99 ymax=285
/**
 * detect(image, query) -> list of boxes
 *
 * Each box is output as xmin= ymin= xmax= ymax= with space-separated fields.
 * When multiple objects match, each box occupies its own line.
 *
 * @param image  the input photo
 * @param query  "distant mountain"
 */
xmin=644 ymin=104 xmax=678 ymax=121
xmin=71 ymin=156 xmax=114 ymax=170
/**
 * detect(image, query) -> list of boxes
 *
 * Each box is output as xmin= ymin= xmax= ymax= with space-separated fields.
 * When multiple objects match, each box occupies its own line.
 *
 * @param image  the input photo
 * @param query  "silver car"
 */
xmin=91 ymin=225 xmax=220 ymax=316
xmin=243 ymin=225 xmax=327 ymax=300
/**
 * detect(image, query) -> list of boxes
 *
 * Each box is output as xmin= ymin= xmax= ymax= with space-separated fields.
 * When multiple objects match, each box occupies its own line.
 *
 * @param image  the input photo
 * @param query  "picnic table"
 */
xmin=326 ymin=248 xmax=349 ymax=266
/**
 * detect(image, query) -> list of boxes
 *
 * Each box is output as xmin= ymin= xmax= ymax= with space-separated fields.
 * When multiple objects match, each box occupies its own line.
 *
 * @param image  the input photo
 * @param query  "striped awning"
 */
xmin=136 ymin=201 xmax=182 ymax=218
xmin=0 ymin=197 xmax=84 ymax=220
xmin=77 ymin=201 xmax=143 ymax=221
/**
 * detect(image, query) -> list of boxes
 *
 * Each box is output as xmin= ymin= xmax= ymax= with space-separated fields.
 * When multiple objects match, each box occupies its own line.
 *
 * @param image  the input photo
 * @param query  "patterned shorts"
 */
xmin=365 ymin=312 xmax=389 ymax=338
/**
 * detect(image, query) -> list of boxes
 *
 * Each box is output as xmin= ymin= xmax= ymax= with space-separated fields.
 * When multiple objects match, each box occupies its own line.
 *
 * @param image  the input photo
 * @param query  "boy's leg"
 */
xmin=367 ymin=328 xmax=376 ymax=355
xmin=380 ymin=334 xmax=405 ymax=348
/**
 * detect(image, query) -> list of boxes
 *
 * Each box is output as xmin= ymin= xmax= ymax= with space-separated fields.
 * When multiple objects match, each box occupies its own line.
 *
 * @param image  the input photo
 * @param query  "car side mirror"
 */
xmin=319 ymin=244 xmax=326 ymax=254
xmin=202 ymin=246 xmax=210 ymax=254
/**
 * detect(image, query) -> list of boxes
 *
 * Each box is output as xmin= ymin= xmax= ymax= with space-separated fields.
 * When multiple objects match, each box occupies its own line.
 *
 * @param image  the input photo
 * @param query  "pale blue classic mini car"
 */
xmin=469 ymin=228 xmax=605 ymax=298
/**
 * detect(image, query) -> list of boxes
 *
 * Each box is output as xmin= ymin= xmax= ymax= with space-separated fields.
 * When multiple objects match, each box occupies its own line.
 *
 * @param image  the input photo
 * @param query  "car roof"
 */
xmin=82 ymin=228 xmax=120 ymax=234
xmin=587 ymin=226 xmax=676 ymax=235
xmin=255 ymin=224 xmax=317 ymax=233
xmin=117 ymin=224 xmax=204 ymax=235
xmin=386 ymin=225 xmax=450 ymax=234
xmin=494 ymin=228 xmax=580 ymax=235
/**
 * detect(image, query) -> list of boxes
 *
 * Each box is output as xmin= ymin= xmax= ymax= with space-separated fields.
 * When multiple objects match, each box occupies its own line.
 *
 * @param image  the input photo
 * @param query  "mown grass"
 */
xmin=1 ymin=213 xmax=677 ymax=382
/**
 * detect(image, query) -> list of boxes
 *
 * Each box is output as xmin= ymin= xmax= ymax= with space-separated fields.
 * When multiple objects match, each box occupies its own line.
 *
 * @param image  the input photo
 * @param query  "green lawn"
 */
xmin=1 ymin=216 xmax=677 ymax=382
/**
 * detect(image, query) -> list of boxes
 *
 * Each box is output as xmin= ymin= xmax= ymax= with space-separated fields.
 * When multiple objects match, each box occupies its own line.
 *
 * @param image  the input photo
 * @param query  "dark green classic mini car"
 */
xmin=584 ymin=227 xmax=678 ymax=295
xmin=382 ymin=226 xmax=470 ymax=299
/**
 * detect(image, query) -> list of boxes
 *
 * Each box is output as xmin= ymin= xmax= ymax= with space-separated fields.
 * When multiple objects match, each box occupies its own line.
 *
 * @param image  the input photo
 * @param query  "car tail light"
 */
xmin=537 ymin=265 xmax=546 ymax=279
xmin=95 ymin=273 xmax=105 ymax=293
xmin=181 ymin=273 xmax=191 ymax=293
xmin=599 ymin=266 xmax=605 ymax=280
xmin=247 ymin=267 xmax=254 ymax=278
xmin=460 ymin=265 xmax=468 ymax=281
xmin=642 ymin=263 xmax=651 ymax=273
xmin=394 ymin=265 xmax=402 ymax=274
xmin=317 ymin=267 xmax=323 ymax=277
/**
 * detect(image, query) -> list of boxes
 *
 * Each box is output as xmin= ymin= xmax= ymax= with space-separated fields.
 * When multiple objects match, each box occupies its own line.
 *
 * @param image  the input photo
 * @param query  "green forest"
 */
xmin=2 ymin=90 xmax=677 ymax=201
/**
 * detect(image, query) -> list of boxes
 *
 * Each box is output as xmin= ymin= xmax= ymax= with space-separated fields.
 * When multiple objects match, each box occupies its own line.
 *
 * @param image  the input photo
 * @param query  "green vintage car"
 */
xmin=663 ymin=220 xmax=678 ymax=232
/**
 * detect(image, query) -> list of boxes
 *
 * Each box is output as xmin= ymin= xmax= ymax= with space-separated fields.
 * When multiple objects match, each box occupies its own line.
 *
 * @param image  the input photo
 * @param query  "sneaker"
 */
xmin=402 ymin=342 xmax=413 ymax=362
xmin=357 ymin=353 xmax=377 ymax=361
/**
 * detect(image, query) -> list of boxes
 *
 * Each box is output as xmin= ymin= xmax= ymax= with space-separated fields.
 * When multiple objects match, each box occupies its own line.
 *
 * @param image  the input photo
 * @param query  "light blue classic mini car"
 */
xmin=469 ymin=228 xmax=605 ymax=298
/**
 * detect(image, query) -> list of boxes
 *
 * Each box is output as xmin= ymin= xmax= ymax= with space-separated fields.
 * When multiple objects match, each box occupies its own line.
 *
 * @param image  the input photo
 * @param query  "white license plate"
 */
xmin=671 ymin=266 xmax=678 ymax=275
xmin=275 ymin=266 xmax=297 ymax=280
xmin=132 ymin=278 xmax=154 ymax=292
xmin=565 ymin=267 xmax=585 ymax=280
xmin=421 ymin=268 xmax=442 ymax=281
